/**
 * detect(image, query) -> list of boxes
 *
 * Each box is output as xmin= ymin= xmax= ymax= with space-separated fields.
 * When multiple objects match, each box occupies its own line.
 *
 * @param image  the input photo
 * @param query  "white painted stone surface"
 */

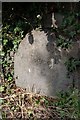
xmin=14 ymin=30 xmax=73 ymax=96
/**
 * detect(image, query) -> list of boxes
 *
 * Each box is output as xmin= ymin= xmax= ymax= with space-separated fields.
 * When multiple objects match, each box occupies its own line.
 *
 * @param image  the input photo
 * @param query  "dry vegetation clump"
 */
xmin=0 ymin=80 xmax=74 ymax=120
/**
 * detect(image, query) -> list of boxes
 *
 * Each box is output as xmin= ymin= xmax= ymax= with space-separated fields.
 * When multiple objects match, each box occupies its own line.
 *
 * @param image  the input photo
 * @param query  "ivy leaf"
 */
xmin=3 ymin=39 xmax=8 ymax=46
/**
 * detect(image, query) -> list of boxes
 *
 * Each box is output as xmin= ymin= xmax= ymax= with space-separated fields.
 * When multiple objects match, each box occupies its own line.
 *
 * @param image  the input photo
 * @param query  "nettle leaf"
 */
xmin=65 ymin=58 xmax=80 ymax=72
